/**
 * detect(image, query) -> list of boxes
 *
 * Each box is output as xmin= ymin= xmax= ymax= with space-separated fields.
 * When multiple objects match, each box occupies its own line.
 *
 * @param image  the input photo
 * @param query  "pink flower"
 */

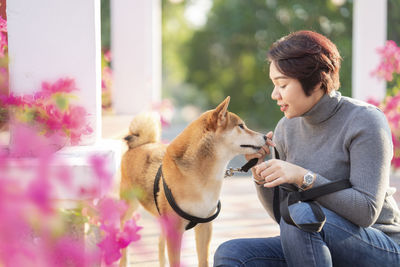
xmin=94 ymin=198 xmax=142 ymax=265
xmin=0 ymin=16 xmax=7 ymax=32
xmin=371 ymin=40 xmax=400 ymax=82
xmin=89 ymin=155 xmax=112 ymax=194
xmin=152 ymin=99 xmax=175 ymax=128
xmin=97 ymin=198 xmax=127 ymax=228
xmin=104 ymin=50 xmax=112 ymax=62
xmin=0 ymin=32 xmax=7 ymax=58
xmin=98 ymin=229 xmax=122 ymax=265
xmin=117 ymin=219 xmax=142 ymax=248
xmin=366 ymin=97 xmax=380 ymax=107
xmin=41 ymin=78 xmax=78 ymax=94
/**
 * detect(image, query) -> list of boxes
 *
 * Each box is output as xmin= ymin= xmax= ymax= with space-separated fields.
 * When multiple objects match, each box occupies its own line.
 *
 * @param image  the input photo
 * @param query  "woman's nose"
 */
xmin=271 ymin=87 xmax=281 ymax=100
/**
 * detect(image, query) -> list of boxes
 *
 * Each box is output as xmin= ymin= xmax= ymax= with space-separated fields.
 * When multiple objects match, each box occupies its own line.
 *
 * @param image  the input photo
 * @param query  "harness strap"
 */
xmin=154 ymin=165 xmax=222 ymax=231
xmin=271 ymin=148 xmax=352 ymax=232
xmin=154 ymin=165 xmax=162 ymax=215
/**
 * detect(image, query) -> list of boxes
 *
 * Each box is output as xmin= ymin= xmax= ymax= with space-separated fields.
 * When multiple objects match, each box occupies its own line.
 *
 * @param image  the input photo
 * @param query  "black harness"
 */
xmin=152 ymin=147 xmax=351 ymax=233
xmin=153 ymin=165 xmax=222 ymax=230
xmin=272 ymin=148 xmax=352 ymax=232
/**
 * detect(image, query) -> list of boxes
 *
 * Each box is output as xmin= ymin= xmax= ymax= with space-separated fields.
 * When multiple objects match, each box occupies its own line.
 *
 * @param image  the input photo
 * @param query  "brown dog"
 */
xmin=119 ymin=97 xmax=266 ymax=267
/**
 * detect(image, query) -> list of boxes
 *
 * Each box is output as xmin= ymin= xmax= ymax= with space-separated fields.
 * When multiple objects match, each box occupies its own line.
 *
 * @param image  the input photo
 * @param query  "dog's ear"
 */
xmin=215 ymin=96 xmax=230 ymax=127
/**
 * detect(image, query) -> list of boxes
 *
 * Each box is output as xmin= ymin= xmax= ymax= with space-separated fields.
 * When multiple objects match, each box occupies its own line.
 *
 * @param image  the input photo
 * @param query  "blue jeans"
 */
xmin=214 ymin=203 xmax=400 ymax=267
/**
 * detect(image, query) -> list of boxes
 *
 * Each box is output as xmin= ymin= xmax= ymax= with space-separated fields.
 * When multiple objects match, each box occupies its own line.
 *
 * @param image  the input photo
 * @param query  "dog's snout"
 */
xmin=124 ymin=135 xmax=133 ymax=141
xmin=263 ymin=135 xmax=268 ymax=141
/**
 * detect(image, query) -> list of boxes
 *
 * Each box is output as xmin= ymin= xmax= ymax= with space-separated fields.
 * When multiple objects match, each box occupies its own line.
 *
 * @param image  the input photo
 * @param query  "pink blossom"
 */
xmin=104 ymin=50 xmax=112 ymax=62
xmin=8 ymin=123 xmax=64 ymax=157
xmin=0 ymin=32 xmax=7 ymax=58
xmin=94 ymin=198 xmax=142 ymax=265
xmin=372 ymin=40 xmax=400 ymax=82
xmin=89 ymin=155 xmax=112 ymax=194
xmin=152 ymin=99 xmax=175 ymax=128
xmin=117 ymin=219 xmax=142 ymax=248
xmin=98 ymin=229 xmax=122 ymax=265
xmin=41 ymin=78 xmax=78 ymax=94
xmin=366 ymin=97 xmax=380 ymax=107
xmin=0 ymin=16 xmax=7 ymax=32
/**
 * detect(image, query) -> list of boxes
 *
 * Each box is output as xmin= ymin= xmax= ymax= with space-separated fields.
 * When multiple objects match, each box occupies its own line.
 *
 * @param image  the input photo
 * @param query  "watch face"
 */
xmin=304 ymin=173 xmax=314 ymax=185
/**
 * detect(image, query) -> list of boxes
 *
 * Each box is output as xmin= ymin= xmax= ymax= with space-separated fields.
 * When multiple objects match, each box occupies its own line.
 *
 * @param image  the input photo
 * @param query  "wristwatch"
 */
xmin=300 ymin=170 xmax=316 ymax=190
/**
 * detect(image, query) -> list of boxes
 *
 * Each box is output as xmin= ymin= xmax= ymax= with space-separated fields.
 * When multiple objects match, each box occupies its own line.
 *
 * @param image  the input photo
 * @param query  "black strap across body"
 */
xmin=272 ymin=148 xmax=351 ymax=233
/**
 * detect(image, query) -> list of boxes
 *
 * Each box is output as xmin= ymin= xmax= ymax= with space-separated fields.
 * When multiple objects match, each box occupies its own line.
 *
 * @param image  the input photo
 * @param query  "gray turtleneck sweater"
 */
xmin=256 ymin=91 xmax=400 ymax=243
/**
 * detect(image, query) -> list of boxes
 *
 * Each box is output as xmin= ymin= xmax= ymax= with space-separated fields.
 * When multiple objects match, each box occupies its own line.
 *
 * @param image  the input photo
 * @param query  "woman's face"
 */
xmin=269 ymin=61 xmax=324 ymax=119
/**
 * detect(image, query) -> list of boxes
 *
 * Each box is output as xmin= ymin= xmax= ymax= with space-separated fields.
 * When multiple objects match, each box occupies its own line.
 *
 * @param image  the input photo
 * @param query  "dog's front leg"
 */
xmin=158 ymin=234 xmax=166 ymax=267
xmin=194 ymin=222 xmax=212 ymax=267
xmin=165 ymin=228 xmax=184 ymax=267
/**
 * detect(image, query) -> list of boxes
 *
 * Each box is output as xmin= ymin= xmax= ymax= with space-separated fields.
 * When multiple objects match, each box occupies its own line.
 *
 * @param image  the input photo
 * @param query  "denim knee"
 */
xmin=214 ymin=240 xmax=243 ymax=266
xmin=279 ymin=202 xmax=320 ymax=248
xmin=287 ymin=202 xmax=318 ymax=224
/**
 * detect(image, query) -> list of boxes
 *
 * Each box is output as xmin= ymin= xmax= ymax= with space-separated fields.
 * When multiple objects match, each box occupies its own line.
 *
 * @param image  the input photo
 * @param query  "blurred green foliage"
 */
xmin=101 ymin=0 xmax=111 ymax=49
xmin=101 ymin=0 xmax=399 ymax=130
xmin=388 ymin=0 xmax=400 ymax=43
xmin=163 ymin=0 xmax=353 ymax=130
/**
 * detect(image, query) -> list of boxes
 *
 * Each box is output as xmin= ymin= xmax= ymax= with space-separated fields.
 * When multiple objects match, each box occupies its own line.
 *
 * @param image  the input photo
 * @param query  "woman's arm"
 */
xmin=312 ymin=109 xmax=393 ymax=227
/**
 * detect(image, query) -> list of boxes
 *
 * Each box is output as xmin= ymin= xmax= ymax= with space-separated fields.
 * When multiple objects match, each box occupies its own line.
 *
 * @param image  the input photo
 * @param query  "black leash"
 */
xmin=271 ymin=148 xmax=352 ymax=232
xmin=153 ymin=165 xmax=222 ymax=230
xmin=224 ymin=158 xmax=259 ymax=177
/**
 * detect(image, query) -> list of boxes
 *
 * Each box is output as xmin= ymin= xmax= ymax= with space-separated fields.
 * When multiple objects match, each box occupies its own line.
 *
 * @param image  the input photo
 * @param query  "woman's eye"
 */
xmin=238 ymin=124 xmax=245 ymax=129
xmin=280 ymin=85 xmax=287 ymax=89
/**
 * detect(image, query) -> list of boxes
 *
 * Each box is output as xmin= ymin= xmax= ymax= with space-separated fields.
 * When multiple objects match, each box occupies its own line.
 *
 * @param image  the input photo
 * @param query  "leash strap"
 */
xmin=271 ymin=148 xmax=352 ymax=232
xmin=279 ymin=179 xmax=351 ymax=232
xmin=240 ymin=158 xmax=259 ymax=172
xmin=154 ymin=165 xmax=222 ymax=231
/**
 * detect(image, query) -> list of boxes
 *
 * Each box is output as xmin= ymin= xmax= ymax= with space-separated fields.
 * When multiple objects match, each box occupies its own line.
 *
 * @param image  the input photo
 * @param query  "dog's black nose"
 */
xmin=263 ymin=135 xmax=268 ymax=141
xmin=124 ymin=135 xmax=133 ymax=141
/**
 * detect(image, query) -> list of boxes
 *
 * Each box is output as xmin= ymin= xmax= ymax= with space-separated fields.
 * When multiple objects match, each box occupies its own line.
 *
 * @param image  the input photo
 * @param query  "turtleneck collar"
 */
xmin=301 ymin=91 xmax=342 ymax=125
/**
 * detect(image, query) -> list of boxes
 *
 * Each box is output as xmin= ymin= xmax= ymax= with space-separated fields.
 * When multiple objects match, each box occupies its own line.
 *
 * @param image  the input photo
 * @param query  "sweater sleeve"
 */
xmin=312 ymin=108 xmax=393 ymax=227
xmin=255 ymin=118 xmax=287 ymax=222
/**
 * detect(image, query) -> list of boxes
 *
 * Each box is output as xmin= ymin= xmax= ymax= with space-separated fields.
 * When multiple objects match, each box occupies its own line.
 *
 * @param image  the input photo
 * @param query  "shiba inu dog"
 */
xmin=119 ymin=97 xmax=266 ymax=267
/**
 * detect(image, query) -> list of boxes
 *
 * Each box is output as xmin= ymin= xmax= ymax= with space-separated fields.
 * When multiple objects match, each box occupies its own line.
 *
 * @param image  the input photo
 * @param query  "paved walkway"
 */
xmin=127 ymin=176 xmax=279 ymax=267
xmin=126 ymin=175 xmax=400 ymax=266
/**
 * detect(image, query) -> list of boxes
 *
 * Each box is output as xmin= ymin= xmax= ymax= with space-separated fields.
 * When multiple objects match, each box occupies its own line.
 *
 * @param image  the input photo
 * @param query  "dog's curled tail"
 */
xmin=124 ymin=112 xmax=162 ymax=149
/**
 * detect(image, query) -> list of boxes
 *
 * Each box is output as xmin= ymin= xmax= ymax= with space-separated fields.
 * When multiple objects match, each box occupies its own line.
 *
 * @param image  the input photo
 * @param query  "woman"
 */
xmin=213 ymin=31 xmax=400 ymax=266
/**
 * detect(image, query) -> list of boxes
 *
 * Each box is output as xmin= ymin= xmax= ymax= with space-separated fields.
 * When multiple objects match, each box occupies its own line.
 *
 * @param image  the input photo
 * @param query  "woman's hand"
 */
xmin=245 ymin=131 xmax=274 ymax=183
xmin=245 ymin=131 xmax=274 ymax=162
xmin=254 ymin=160 xmax=308 ymax=188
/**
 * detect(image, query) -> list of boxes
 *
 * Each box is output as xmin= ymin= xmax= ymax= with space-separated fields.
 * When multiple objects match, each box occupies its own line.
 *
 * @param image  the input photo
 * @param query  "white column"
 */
xmin=352 ymin=0 xmax=387 ymax=102
xmin=7 ymin=0 xmax=102 ymax=144
xmin=6 ymin=0 xmax=122 ymax=201
xmin=111 ymin=0 xmax=161 ymax=115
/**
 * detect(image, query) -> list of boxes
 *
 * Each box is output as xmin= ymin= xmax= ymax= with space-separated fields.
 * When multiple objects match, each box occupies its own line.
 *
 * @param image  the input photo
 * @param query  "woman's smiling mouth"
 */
xmin=280 ymin=104 xmax=288 ymax=112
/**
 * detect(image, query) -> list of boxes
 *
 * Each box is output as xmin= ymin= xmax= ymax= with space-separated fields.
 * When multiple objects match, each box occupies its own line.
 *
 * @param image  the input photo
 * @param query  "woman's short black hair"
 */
xmin=267 ymin=30 xmax=342 ymax=96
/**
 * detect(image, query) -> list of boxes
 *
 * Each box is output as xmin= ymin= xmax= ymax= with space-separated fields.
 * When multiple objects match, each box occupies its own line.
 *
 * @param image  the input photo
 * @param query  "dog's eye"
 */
xmin=238 ymin=124 xmax=245 ymax=129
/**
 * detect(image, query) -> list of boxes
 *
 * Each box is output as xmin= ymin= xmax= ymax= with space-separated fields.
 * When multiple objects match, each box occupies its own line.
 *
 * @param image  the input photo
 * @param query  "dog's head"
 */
xmin=205 ymin=96 xmax=267 ymax=158
xmin=166 ymin=96 xmax=267 ymax=173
